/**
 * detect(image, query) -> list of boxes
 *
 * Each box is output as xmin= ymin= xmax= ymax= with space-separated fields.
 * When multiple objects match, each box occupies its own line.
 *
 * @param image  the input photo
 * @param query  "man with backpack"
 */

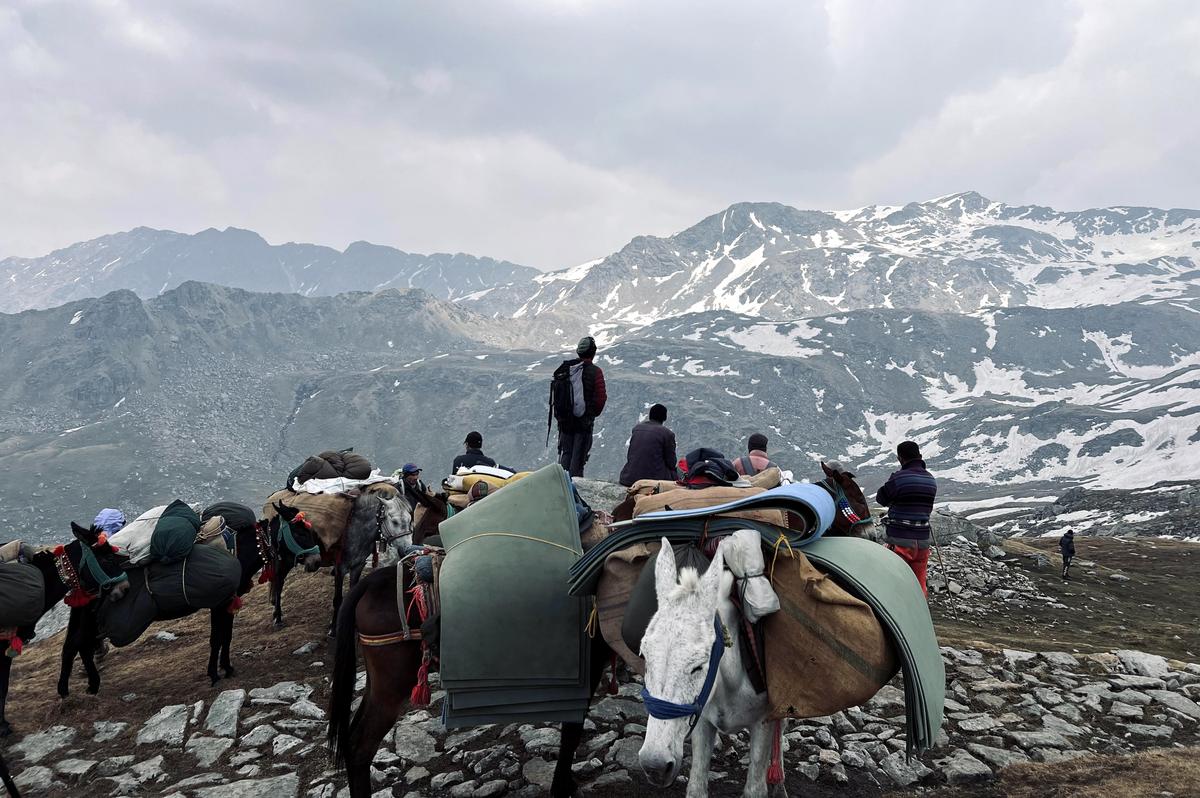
xmin=1059 ymin=529 xmax=1076 ymax=580
xmin=549 ymin=336 xmax=607 ymax=478
xmin=733 ymin=433 xmax=777 ymax=477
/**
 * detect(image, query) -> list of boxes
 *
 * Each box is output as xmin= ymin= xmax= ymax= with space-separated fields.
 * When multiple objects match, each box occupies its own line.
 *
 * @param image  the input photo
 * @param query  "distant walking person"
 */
xmin=618 ymin=403 xmax=677 ymax=486
xmin=1059 ymin=529 xmax=1076 ymax=580
xmin=549 ymin=336 xmax=607 ymax=478
xmin=876 ymin=441 xmax=938 ymax=596
xmin=733 ymin=433 xmax=777 ymax=477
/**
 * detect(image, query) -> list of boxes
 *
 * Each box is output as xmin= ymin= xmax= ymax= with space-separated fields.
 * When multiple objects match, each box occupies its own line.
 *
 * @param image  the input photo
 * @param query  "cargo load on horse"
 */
xmin=108 ymin=500 xmax=205 ymax=566
xmin=0 ymin=553 xmax=44 ymax=630
xmin=440 ymin=465 xmax=533 ymax=511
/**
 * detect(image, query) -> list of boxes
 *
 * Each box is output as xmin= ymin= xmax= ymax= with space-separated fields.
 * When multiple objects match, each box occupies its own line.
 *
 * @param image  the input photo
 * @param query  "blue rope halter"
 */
xmin=821 ymin=478 xmax=873 ymax=529
xmin=641 ymin=615 xmax=728 ymax=729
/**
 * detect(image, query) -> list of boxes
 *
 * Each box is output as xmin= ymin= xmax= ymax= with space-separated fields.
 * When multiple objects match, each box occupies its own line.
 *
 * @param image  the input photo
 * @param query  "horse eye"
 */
xmin=690 ymin=664 xmax=704 ymax=674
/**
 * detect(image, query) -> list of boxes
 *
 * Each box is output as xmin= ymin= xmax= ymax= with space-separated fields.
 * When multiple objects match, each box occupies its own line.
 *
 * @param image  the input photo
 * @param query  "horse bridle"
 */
xmin=819 ymin=478 xmax=874 ymax=530
xmin=641 ymin=614 xmax=732 ymax=733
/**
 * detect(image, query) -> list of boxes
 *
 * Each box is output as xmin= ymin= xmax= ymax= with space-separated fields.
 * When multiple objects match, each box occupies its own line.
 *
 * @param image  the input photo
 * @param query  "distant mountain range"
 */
xmin=2 ymin=193 xmax=1198 ymax=542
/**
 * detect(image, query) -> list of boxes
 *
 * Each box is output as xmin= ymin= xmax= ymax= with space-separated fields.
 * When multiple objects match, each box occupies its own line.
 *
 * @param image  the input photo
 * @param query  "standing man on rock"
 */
xmin=1059 ymin=529 xmax=1076 ymax=580
xmin=876 ymin=440 xmax=938 ymax=596
xmin=550 ymin=336 xmax=607 ymax=478
xmin=618 ymin=403 xmax=677 ymax=486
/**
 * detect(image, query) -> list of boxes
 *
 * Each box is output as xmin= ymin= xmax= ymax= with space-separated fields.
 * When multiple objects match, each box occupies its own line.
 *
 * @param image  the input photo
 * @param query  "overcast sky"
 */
xmin=2 ymin=1 xmax=1197 ymax=269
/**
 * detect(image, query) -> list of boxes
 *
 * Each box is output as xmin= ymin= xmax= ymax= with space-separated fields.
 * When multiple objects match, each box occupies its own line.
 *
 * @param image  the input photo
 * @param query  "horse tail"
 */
xmin=0 ymin=750 xmax=19 ymax=797
xmin=327 ymin=565 xmax=376 ymax=770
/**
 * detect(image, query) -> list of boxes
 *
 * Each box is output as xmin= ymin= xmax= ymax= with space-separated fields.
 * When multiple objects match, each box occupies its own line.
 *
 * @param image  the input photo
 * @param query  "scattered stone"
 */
xmin=154 ymin=631 xmax=178 ymax=642
xmin=194 ymin=772 xmax=300 ymax=798
xmin=879 ymin=750 xmax=931 ymax=786
xmin=1115 ymin=650 xmax=1170 ymax=678
xmin=273 ymin=734 xmax=304 ymax=756
xmin=249 ymin=682 xmax=313 ymax=703
xmin=966 ymin=744 xmax=1031 ymax=769
xmin=131 ymin=754 xmax=168 ymax=784
xmin=293 ymin=642 xmax=320 ymax=656
xmin=188 ymin=736 xmax=235 ymax=767
xmin=1146 ymin=689 xmax=1200 ymax=720
xmin=137 ymin=705 xmax=189 ymax=746
xmin=1109 ymin=701 xmax=1144 ymax=719
xmin=291 ymin=698 xmax=326 ymax=720
xmin=239 ymin=724 xmax=280 ymax=748
xmin=55 ymin=758 xmax=97 ymax=781
xmin=93 ymin=721 xmax=128 ymax=743
xmin=14 ymin=765 xmax=60 ymax=793
xmin=431 ymin=770 xmax=466 ymax=790
xmin=1109 ymin=572 xmax=1131 ymax=582
xmin=11 ymin=726 xmax=76 ymax=762
xmin=521 ymin=759 xmax=556 ymax=791
xmin=585 ymin=770 xmax=633 ymax=792
xmin=393 ymin=724 xmax=438 ymax=763
xmin=206 ymin=689 xmax=247 ymax=737
xmin=95 ymin=756 xmax=135 ymax=777
xmin=940 ymin=750 xmax=992 ymax=784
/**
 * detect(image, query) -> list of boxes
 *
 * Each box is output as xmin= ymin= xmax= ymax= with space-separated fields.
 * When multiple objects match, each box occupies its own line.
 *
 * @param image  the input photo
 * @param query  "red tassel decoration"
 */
xmin=258 ymin=562 xmax=275 ymax=585
xmin=64 ymin=590 xmax=92 ymax=608
xmin=228 ymin=596 xmax=244 ymax=615
xmin=607 ymin=652 xmax=619 ymax=695
xmin=410 ymin=659 xmax=432 ymax=706
xmin=766 ymin=719 xmax=784 ymax=785
xmin=4 ymin=637 xmax=22 ymax=658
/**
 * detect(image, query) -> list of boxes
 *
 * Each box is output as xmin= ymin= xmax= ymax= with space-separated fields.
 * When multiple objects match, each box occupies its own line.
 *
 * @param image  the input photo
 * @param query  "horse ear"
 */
xmin=70 ymin=521 xmax=91 ymax=542
xmin=654 ymin=538 xmax=677 ymax=606
xmin=821 ymin=461 xmax=834 ymax=478
xmin=701 ymin=542 xmax=725 ymax=604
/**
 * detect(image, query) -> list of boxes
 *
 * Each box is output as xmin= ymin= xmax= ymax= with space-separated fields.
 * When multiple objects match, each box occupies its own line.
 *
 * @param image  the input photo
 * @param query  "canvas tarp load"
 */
xmin=0 ymin=559 xmax=44 ymax=628
xmin=441 ymin=467 xmax=533 ymax=511
xmin=286 ymin=450 xmax=374 ymax=489
xmin=437 ymin=464 xmax=591 ymax=727
xmin=262 ymin=482 xmax=398 ymax=552
xmin=109 ymin=501 xmax=204 ymax=566
xmin=98 ymin=545 xmax=241 ymax=647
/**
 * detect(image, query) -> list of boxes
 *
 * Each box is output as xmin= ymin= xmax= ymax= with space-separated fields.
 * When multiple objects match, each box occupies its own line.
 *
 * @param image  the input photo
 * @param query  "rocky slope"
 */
xmin=2 ymin=526 xmax=1197 ymax=797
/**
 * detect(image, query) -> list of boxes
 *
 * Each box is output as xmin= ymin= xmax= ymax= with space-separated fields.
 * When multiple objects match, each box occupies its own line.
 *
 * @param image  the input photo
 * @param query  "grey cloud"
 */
xmin=0 ymin=0 xmax=1196 ymax=269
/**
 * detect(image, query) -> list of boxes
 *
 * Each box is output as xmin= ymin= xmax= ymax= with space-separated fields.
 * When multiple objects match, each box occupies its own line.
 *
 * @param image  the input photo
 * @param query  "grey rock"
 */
xmin=272 ymin=734 xmax=304 ymax=755
xmin=393 ymin=724 xmax=438 ymax=763
xmin=13 ymin=765 xmax=60 ymax=793
xmin=431 ymin=771 xmax=466 ymax=790
xmin=797 ymin=762 xmax=819 ymax=781
xmin=1003 ymin=730 xmax=1072 ymax=749
xmin=291 ymin=698 xmax=327 ymax=720
xmin=966 ymin=743 xmax=1031 ymax=769
xmin=206 ymin=688 xmax=247 ymax=737
xmin=1109 ymin=701 xmax=1144 ymax=719
xmin=1121 ymin=723 xmax=1173 ymax=739
xmin=239 ymin=724 xmax=280 ymax=748
xmin=92 ymin=721 xmax=128 ymax=743
xmin=131 ymin=754 xmax=168 ymax=784
xmin=11 ymin=726 xmax=76 ymax=762
xmin=1146 ymin=689 xmax=1200 ymax=720
xmin=1114 ymin=650 xmax=1170 ymax=678
xmin=137 ymin=704 xmax=189 ymax=746
xmin=249 ymin=681 xmax=313 ymax=703
xmin=522 ymin=758 xmax=556 ymax=790
xmin=194 ymin=772 xmax=300 ymax=798
xmin=606 ymin=737 xmax=644 ymax=772
xmin=293 ymin=642 xmax=320 ymax=656
xmin=449 ymin=781 xmax=479 ymax=798
xmin=940 ymin=750 xmax=992 ymax=784
xmin=584 ymin=770 xmax=633 ymax=792
xmin=474 ymin=779 xmax=509 ymax=798
xmin=879 ymin=750 xmax=931 ymax=786
xmin=187 ymin=736 xmax=234 ymax=767
xmin=54 ymin=758 xmax=97 ymax=781
xmin=95 ymin=756 xmax=135 ymax=777
xmin=957 ymin=715 xmax=1001 ymax=733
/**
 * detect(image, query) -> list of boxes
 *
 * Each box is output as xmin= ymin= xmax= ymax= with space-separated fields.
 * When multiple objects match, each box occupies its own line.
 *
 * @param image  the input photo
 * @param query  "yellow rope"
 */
xmin=585 ymin=598 xmax=598 ymax=639
xmin=443 ymin=532 xmax=581 ymax=557
xmin=359 ymin=630 xmax=421 ymax=647
xmin=768 ymin=531 xmax=795 ymax=581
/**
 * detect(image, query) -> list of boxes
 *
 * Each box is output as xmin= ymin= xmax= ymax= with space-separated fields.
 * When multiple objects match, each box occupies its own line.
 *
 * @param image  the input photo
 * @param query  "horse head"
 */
xmin=378 ymin=495 xmax=413 ymax=548
xmin=65 ymin=521 xmax=130 ymax=603
xmin=638 ymin=537 xmax=728 ymax=788
xmin=271 ymin=503 xmax=323 ymax=572
xmin=821 ymin=461 xmax=873 ymax=535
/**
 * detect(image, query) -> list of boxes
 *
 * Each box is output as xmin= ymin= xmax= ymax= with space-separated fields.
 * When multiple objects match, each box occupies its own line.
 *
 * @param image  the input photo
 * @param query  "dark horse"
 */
xmin=0 ymin=524 xmax=129 ymax=737
xmin=328 ymin=563 xmax=612 ymax=798
xmin=0 ymin=749 xmax=17 ymax=797
xmin=57 ymin=504 xmax=321 ymax=696
xmin=817 ymin=461 xmax=874 ymax=537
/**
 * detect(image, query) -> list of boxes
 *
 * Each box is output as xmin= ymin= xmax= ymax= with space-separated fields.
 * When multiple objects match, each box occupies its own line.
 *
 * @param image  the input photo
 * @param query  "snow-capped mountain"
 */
xmin=2 ymin=193 xmax=1198 ymax=540
xmin=0 ymin=226 xmax=537 ymax=313
xmin=459 ymin=192 xmax=1200 ymax=329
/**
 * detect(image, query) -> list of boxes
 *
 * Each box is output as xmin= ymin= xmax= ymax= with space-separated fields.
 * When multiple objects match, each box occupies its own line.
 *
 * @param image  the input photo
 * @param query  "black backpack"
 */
xmin=547 ymin=360 xmax=578 ymax=444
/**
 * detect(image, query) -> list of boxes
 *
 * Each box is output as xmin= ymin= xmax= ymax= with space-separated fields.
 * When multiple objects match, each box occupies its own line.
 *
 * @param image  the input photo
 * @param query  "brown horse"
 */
xmin=817 ymin=461 xmax=874 ymax=536
xmin=327 ymin=562 xmax=611 ymax=798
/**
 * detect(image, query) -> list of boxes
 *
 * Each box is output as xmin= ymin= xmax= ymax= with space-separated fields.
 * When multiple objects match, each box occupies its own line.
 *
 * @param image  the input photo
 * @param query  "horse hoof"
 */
xmin=272 ymin=620 xmax=284 ymax=630
xmin=86 ymin=685 xmax=100 ymax=696
xmin=223 ymin=667 xmax=237 ymax=679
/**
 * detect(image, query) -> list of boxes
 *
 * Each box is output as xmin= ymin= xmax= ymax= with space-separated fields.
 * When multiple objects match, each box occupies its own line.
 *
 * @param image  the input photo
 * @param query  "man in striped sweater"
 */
xmin=876 ymin=440 xmax=938 ymax=596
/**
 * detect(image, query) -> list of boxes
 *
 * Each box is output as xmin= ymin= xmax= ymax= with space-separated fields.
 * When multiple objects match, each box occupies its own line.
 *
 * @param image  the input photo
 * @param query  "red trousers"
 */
xmin=888 ymin=544 xmax=931 ymax=597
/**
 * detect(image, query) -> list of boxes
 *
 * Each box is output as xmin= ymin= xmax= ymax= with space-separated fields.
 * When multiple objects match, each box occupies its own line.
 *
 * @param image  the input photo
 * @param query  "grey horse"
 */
xmin=330 ymin=492 xmax=413 ymax=636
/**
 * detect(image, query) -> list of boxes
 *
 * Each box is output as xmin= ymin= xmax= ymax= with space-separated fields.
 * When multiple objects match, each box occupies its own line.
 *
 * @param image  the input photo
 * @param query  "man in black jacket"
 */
xmin=1059 ymin=529 xmax=1076 ymax=580
xmin=452 ymin=431 xmax=497 ymax=474
xmin=618 ymin=403 xmax=677 ymax=486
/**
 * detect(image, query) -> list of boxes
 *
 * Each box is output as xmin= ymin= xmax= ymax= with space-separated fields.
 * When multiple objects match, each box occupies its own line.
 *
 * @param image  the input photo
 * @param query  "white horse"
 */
xmin=638 ymin=531 xmax=784 ymax=798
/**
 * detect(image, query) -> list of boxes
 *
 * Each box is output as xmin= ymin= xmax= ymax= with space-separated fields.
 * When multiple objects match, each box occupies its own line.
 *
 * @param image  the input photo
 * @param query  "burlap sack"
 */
xmin=595 ymin=541 xmax=659 ymax=674
xmin=632 ymin=486 xmax=787 ymax=527
xmin=195 ymin=516 xmax=226 ymax=547
xmin=263 ymin=489 xmax=353 ymax=551
xmin=763 ymin=550 xmax=898 ymax=719
xmin=748 ymin=467 xmax=782 ymax=489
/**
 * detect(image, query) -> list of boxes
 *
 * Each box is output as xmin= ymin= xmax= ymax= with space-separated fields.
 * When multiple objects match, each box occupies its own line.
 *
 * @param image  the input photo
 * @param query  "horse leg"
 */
xmin=272 ymin=559 xmax=292 ymax=628
xmin=57 ymin=609 xmax=83 ymax=697
xmin=330 ymin=563 xmax=344 ymax=638
xmin=551 ymin=722 xmax=585 ymax=797
xmin=345 ymin=648 xmax=413 ymax=797
xmin=741 ymin=717 xmax=775 ymax=798
xmin=221 ymin=604 xmax=237 ymax=678
xmin=78 ymin=610 xmax=103 ymax=696
xmin=207 ymin=608 xmax=222 ymax=685
xmin=685 ymin=717 xmax=718 ymax=798
xmin=0 ymin=655 xmax=12 ymax=737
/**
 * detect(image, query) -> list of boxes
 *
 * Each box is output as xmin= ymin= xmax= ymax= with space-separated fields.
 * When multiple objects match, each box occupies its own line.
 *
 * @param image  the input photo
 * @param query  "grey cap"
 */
xmin=576 ymin=336 xmax=597 ymax=357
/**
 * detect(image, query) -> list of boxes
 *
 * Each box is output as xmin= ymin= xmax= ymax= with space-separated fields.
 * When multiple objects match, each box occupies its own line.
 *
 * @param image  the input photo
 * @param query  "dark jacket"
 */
xmin=1059 ymin=533 xmax=1075 ymax=558
xmin=452 ymin=448 xmax=496 ymax=474
xmin=618 ymin=420 xmax=678 ymax=487
xmin=558 ymin=359 xmax=608 ymax=432
xmin=876 ymin=459 xmax=938 ymax=549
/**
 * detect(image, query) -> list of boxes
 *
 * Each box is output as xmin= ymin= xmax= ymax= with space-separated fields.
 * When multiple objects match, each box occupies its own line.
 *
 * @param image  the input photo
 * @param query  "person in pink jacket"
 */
xmin=733 ymin=433 xmax=777 ymax=477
